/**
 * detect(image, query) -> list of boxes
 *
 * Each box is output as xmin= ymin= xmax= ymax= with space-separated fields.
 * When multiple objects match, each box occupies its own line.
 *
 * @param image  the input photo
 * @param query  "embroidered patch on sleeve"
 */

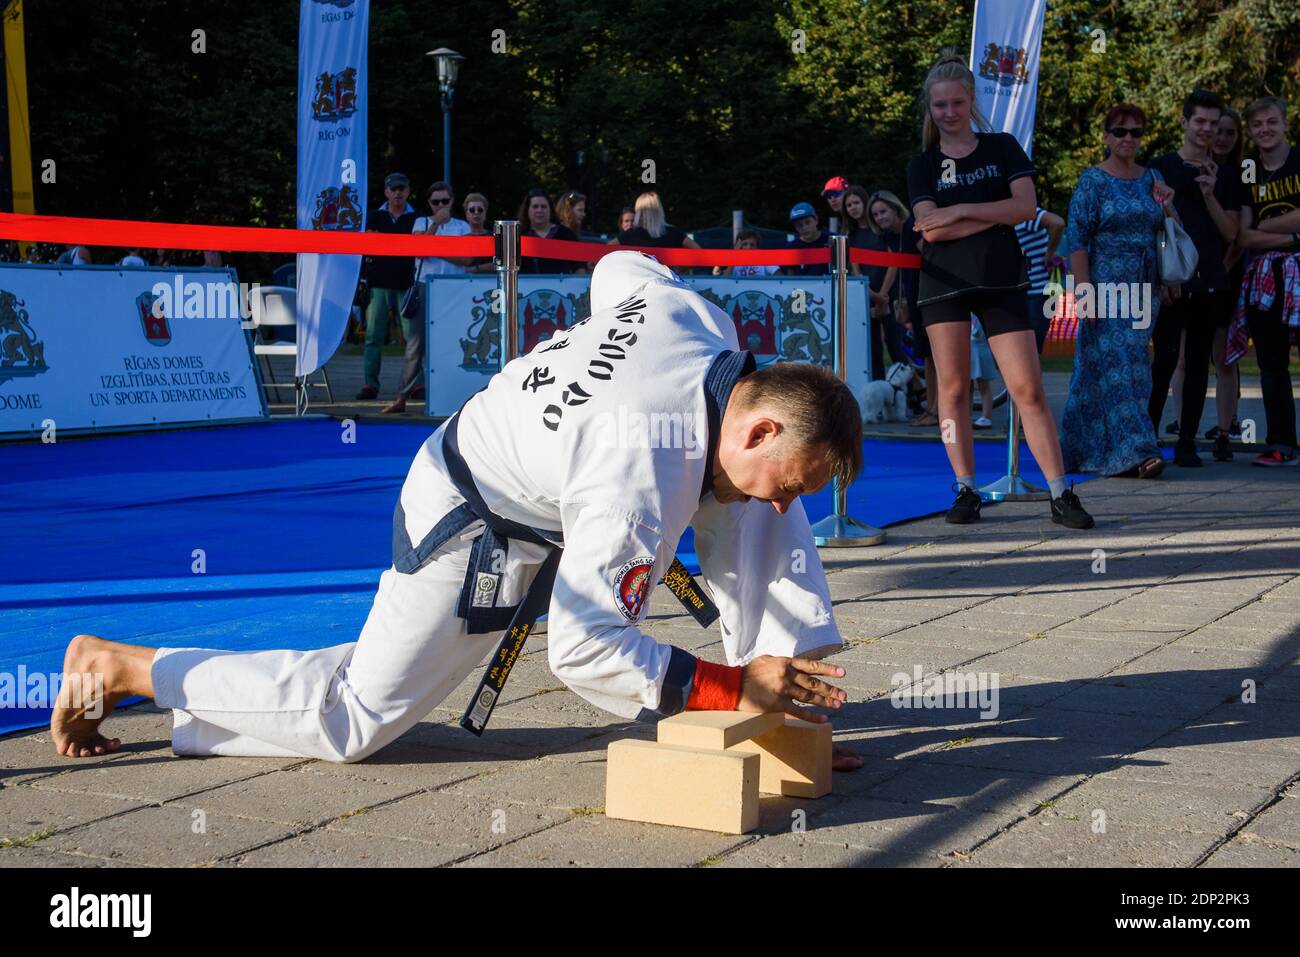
xmin=613 ymin=557 xmax=656 ymax=621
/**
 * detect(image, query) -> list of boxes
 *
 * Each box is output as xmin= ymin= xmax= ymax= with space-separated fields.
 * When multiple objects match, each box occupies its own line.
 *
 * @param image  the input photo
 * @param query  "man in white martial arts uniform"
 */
xmin=52 ymin=252 xmax=864 ymax=771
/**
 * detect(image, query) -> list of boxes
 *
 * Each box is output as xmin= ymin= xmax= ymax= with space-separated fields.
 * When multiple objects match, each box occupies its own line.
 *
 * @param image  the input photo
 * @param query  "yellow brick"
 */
xmin=656 ymin=710 xmax=785 ymax=750
xmin=729 ymin=717 xmax=832 ymax=798
xmin=604 ymin=739 xmax=759 ymax=834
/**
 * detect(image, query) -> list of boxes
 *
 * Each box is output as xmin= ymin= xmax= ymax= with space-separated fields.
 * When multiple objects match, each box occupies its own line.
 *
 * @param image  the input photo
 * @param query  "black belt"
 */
xmin=393 ymin=412 xmax=719 ymax=733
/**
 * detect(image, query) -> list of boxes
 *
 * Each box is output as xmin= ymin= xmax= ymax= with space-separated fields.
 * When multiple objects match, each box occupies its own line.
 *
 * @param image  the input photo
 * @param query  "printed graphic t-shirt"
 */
xmin=1247 ymin=146 xmax=1300 ymax=253
xmin=906 ymin=131 xmax=1035 ymax=305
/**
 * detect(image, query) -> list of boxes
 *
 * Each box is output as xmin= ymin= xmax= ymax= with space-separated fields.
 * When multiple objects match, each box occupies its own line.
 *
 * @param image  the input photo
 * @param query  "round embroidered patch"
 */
xmin=613 ymin=558 xmax=656 ymax=621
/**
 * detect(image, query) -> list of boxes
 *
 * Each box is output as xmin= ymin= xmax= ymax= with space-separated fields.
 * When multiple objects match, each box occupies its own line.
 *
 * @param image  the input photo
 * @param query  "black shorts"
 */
xmin=920 ymin=288 xmax=1035 ymax=338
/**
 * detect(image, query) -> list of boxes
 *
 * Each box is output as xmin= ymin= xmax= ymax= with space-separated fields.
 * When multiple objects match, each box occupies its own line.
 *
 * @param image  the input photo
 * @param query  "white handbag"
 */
xmin=1151 ymin=171 xmax=1199 ymax=284
xmin=1157 ymin=215 xmax=1199 ymax=285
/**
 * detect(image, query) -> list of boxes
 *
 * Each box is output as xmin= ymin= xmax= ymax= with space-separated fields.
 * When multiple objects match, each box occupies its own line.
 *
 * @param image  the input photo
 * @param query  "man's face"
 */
xmin=714 ymin=409 xmax=834 ymax=515
xmin=1183 ymin=107 xmax=1220 ymax=150
xmin=385 ymin=184 xmax=409 ymax=208
xmin=794 ymin=215 xmax=819 ymax=241
xmin=1248 ymin=106 xmax=1287 ymax=151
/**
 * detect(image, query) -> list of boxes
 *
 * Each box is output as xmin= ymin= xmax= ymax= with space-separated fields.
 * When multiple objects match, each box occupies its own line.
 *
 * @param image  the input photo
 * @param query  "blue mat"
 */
xmin=0 ymin=420 xmax=1092 ymax=734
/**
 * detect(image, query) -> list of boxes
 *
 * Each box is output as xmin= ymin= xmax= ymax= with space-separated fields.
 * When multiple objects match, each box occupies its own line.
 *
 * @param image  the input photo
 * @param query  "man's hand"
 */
xmin=738 ymin=655 xmax=848 ymax=722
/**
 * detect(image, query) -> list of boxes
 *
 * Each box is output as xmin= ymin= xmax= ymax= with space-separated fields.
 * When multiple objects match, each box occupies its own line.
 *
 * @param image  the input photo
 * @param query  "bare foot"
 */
xmin=50 ymin=634 xmax=140 ymax=758
xmin=832 ymin=744 xmax=863 ymax=772
xmin=381 ymin=397 xmax=406 ymax=414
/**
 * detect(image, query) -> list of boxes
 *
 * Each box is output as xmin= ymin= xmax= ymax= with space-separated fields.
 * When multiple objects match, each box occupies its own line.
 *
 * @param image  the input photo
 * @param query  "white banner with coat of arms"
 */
xmin=422 ymin=275 xmax=869 ymax=417
xmin=295 ymin=0 xmax=368 ymax=376
xmin=969 ymin=0 xmax=1046 ymax=157
xmin=0 ymin=264 xmax=266 ymax=438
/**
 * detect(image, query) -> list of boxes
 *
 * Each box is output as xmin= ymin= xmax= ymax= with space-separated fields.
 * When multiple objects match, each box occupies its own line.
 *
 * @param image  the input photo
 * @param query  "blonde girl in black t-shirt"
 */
xmin=907 ymin=54 xmax=1093 ymax=529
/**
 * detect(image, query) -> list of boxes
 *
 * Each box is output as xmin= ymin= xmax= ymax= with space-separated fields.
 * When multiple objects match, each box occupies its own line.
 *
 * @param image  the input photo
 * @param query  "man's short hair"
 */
xmin=733 ymin=363 xmax=863 ymax=488
xmin=1182 ymin=89 xmax=1225 ymax=120
xmin=1245 ymin=96 xmax=1288 ymax=124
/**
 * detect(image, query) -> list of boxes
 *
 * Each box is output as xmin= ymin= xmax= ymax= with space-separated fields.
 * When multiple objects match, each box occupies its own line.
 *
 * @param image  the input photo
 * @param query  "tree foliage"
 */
xmin=6 ymin=0 xmax=1299 ymax=243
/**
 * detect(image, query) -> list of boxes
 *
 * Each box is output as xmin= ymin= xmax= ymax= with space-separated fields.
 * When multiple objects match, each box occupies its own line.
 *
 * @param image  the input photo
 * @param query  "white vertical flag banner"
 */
xmin=968 ymin=0 xmax=1047 ymax=157
xmin=295 ymin=0 xmax=369 ymax=376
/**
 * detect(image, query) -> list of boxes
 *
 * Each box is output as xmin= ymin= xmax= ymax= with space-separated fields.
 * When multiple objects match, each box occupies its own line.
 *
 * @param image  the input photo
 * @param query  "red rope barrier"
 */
xmin=847 ymin=247 xmax=922 ymax=269
xmin=0 ymin=212 xmax=921 ymax=269
xmin=0 ymin=212 xmax=494 ymax=257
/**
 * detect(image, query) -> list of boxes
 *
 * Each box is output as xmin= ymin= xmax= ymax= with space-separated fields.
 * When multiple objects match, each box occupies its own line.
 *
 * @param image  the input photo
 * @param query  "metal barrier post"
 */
xmin=979 ymin=396 xmax=1048 ymax=501
xmin=496 ymin=220 xmax=520 ymax=367
xmin=811 ymin=234 xmax=886 ymax=547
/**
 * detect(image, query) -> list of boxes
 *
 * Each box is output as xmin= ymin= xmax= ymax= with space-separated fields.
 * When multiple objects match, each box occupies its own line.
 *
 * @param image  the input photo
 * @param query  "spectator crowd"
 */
xmin=16 ymin=55 xmax=1298 ymax=513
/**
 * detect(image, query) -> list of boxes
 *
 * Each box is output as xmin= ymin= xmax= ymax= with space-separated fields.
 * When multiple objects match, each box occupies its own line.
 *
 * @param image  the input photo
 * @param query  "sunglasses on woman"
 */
xmin=429 ymin=196 xmax=452 ymax=206
xmin=466 ymin=206 xmax=485 ymax=214
xmin=1107 ymin=126 xmax=1145 ymax=138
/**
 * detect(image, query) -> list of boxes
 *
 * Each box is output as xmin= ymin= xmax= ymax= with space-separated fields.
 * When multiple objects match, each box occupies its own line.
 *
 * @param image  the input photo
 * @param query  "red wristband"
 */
xmin=686 ymin=659 xmax=743 ymax=712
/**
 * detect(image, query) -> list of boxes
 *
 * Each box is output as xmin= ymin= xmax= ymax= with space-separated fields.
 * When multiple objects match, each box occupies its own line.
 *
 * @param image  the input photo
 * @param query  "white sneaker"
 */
xmin=972 ymin=416 xmax=993 ymax=430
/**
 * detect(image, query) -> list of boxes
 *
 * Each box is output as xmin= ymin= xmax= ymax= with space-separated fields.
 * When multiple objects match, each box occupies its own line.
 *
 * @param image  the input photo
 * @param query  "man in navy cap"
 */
xmin=357 ymin=172 xmax=418 ymax=401
xmin=781 ymin=202 xmax=831 ymax=276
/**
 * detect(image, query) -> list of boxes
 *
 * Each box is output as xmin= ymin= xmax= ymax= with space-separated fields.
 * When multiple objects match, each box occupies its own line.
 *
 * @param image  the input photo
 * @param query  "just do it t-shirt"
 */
xmin=906 ymin=131 xmax=1034 ymax=305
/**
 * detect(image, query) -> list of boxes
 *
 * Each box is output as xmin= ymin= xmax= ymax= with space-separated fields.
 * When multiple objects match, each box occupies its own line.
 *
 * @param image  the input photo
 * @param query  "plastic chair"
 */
xmin=248 ymin=285 xmax=334 ymax=405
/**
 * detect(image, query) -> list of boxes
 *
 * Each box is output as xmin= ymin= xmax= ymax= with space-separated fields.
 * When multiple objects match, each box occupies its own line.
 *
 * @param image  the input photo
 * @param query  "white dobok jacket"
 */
xmin=392 ymin=251 xmax=842 ymax=721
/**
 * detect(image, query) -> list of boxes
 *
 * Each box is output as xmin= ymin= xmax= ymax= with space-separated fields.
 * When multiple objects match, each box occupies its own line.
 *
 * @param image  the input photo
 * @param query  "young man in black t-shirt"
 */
xmin=1148 ymin=90 xmax=1243 ymax=466
xmin=1235 ymin=96 xmax=1300 ymax=467
xmin=906 ymin=56 xmax=1092 ymax=530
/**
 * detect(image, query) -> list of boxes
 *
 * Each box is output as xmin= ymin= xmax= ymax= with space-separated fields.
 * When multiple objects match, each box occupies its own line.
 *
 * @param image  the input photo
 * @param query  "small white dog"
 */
xmin=860 ymin=361 xmax=915 ymax=424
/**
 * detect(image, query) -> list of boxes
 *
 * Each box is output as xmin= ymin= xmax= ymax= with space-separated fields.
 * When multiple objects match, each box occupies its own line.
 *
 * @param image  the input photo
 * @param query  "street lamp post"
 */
xmin=426 ymin=47 xmax=464 ymax=186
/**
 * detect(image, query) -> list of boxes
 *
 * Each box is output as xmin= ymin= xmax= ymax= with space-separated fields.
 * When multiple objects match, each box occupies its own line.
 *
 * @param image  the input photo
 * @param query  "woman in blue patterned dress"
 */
xmin=1060 ymin=103 xmax=1179 ymax=477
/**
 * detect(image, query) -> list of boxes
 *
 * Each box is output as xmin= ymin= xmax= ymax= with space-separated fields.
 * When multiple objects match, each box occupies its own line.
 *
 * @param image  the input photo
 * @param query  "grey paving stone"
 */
xmin=864 ymin=762 xmax=1078 ymax=816
xmin=1201 ymin=831 xmax=1300 ymax=867
xmin=797 ymin=795 xmax=1007 ymax=858
xmin=996 ymin=706 xmax=1185 ymax=751
xmin=404 ymin=713 xmax=605 ymax=759
xmin=23 ymin=752 xmax=303 ymax=804
xmin=0 ymin=705 xmax=175 ymax=786
xmin=921 ymin=733 xmax=1126 ymax=776
xmin=1045 ymin=776 xmax=1272 ymax=835
xmin=1238 ymin=794 xmax=1300 ymax=850
xmin=1154 ymin=703 xmax=1300 ymax=757
xmin=1047 ymin=681 xmax=1224 ymax=721
xmin=965 ymin=814 xmax=1213 ymax=867
xmin=39 ymin=803 xmax=296 ymax=866
xmin=162 ymin=764 xmax=417 ymax=827
xmin=1107 ymin=645 xmax=1276 ymax=697
xmin=324 ymin=788 xmax=570 ymax=850
xmin=0 ymin=784 xmax=147 ymax=844
xmin=0 ymin=845 xmax=135 ymax=868
xmin=711 ymin=833 xmax=945 ymax=867
xmin=885 ymin=622 xmax=1029 ymax=652
xmin=975 ymin=636 xmax=1147 ymax=681
xmin=440 ymin=750 xmax=610 ymax=812
xmin=226 ymin=827 xmax=477 ymax=867
xmin=1106 ymin=745 xmax=1300 ymax=791
xmin=453 ymin=814 xmax=746 ymax=867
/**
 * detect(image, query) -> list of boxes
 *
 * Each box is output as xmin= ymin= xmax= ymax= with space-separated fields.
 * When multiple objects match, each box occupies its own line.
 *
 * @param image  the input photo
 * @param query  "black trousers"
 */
xmin=1245 ymin=266 xmax=1297 ymax=451
xmin=1149 ymin=290 xmax=1230 ymax=452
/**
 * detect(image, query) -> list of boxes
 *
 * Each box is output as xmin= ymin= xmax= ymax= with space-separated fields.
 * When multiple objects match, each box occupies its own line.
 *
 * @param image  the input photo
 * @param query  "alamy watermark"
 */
xmin=1044 ymin=275 xmax=1154 ymax=329
xmin=890 ymin=666 xmax=1000 ymax=719
xmin=149 ymin=278 xmax=264 ymax=328
xmin=0 ymin=667 xmax=103 ymax=716
xmin=591 ymin=405 xmax=707 ymax=459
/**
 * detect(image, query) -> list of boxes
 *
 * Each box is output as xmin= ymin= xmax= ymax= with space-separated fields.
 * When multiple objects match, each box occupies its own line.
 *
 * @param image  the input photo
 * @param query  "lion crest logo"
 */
xmin=0 ymin=288 xmax=48 ymax=385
